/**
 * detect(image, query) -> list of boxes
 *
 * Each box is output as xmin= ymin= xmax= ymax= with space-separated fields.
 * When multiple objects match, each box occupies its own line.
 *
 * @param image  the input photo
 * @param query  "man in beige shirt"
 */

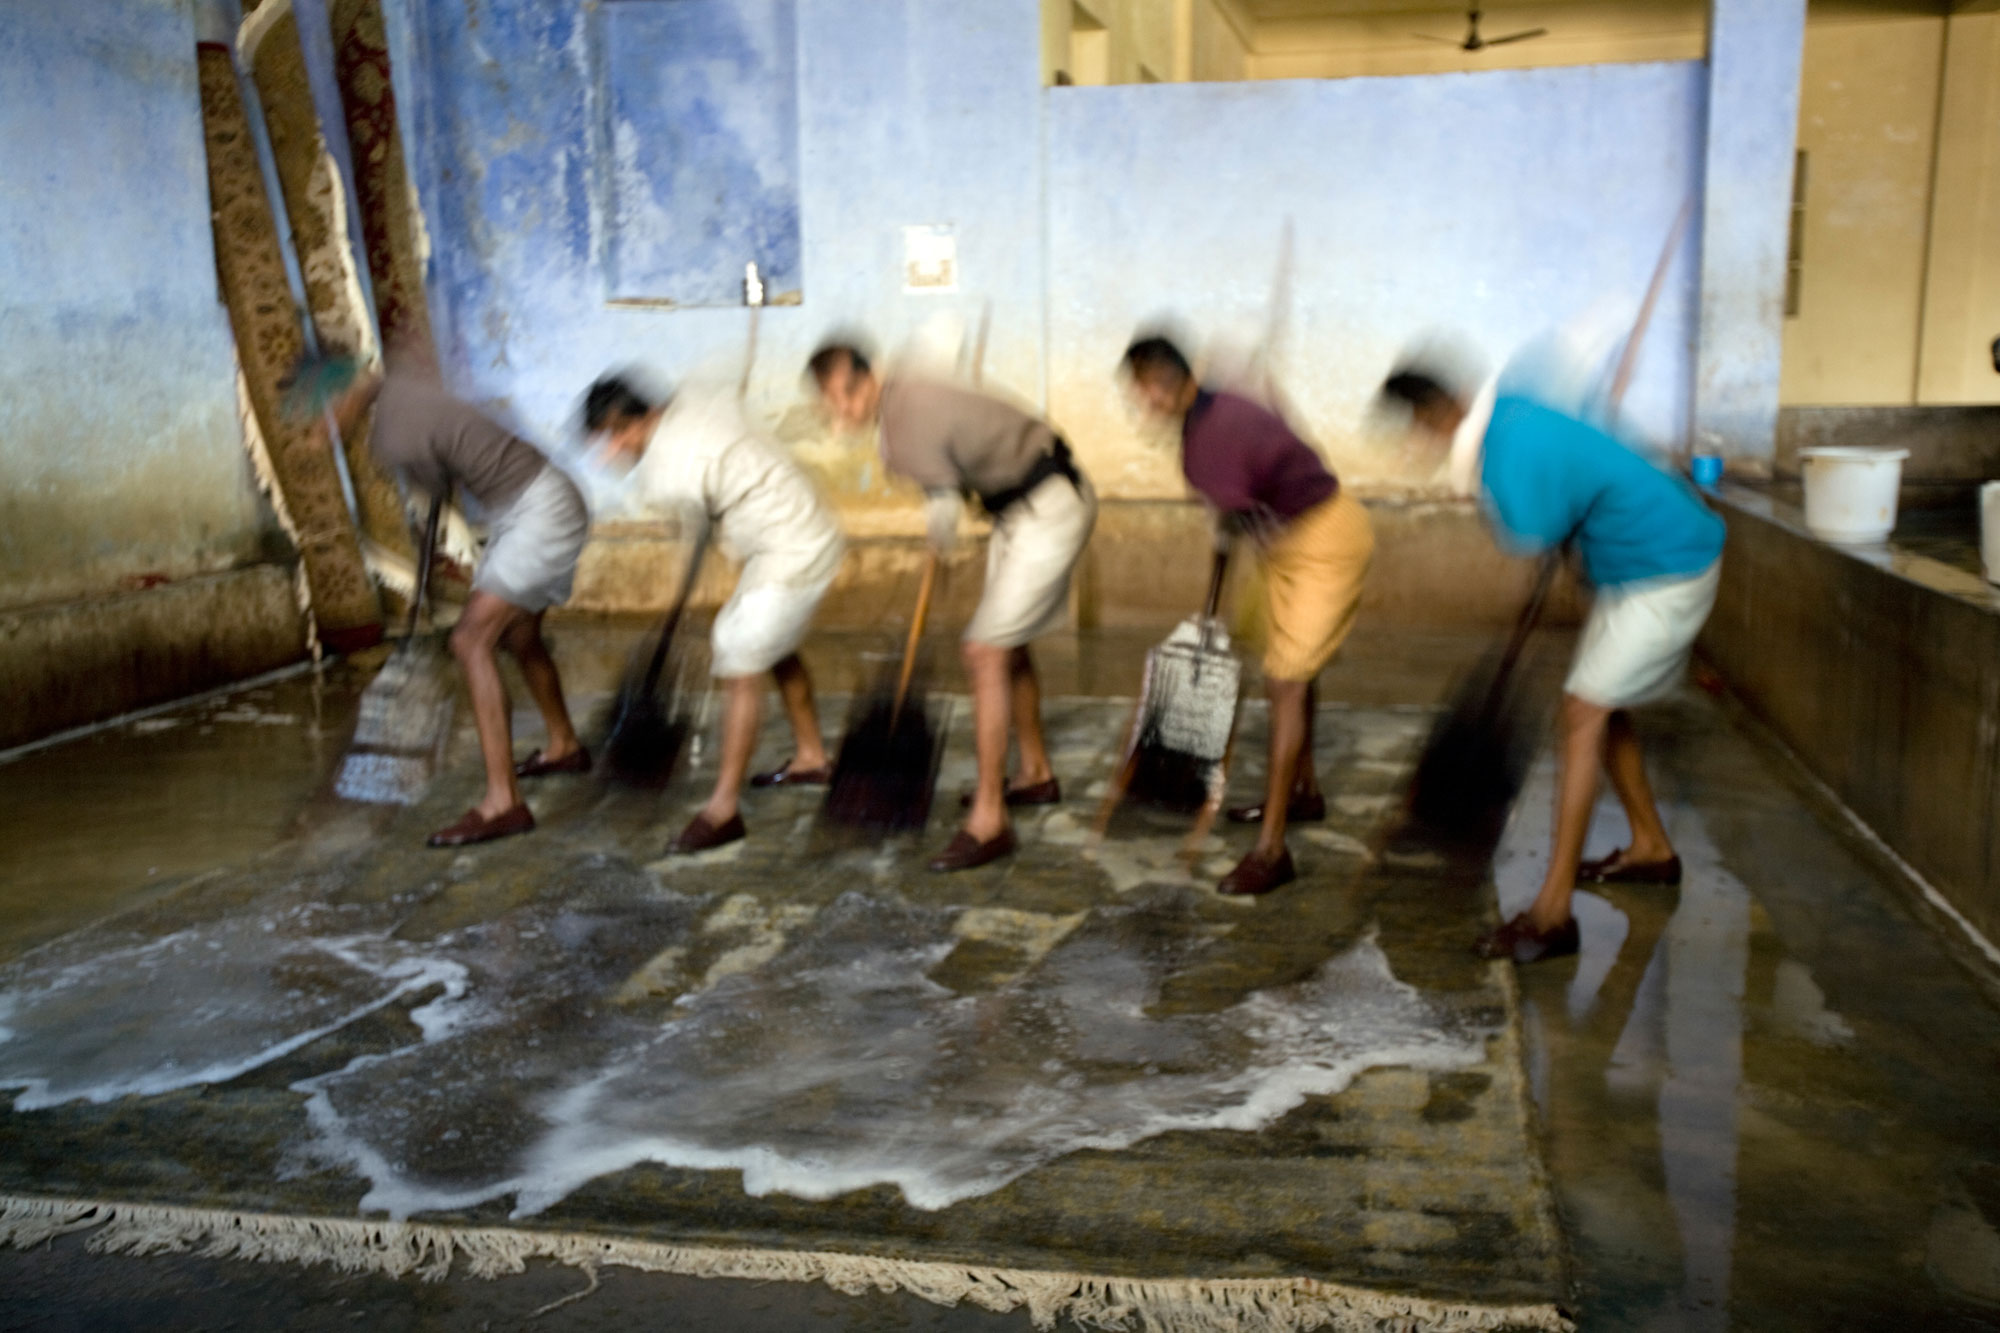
xmin=289 ymin=353 xmax=591 ymax=848
xmin=811 ymin=343 xmax=1097 ymax=872
xmin=586 ymin=373 xmax=846 ymax=856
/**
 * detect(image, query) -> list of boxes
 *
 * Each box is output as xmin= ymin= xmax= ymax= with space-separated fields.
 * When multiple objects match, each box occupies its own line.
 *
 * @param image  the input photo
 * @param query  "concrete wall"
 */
xmin=386 ymin=0 xmax=1048 ymax=516
xmin=0 ymin=0 xmax=306 ymax=747
xmin=1701 ymin=489 xmax=2000 ymax=950
xmin=0 ymin=0 xmax=274 ymax=609
xmin=1045 ymin=63 xmax=1704 ymax=497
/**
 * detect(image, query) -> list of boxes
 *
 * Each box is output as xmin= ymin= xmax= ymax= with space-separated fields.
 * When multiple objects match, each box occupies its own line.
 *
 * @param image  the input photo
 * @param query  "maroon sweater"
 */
xmin=1180 ymin=389 xmax=1337 ymax=523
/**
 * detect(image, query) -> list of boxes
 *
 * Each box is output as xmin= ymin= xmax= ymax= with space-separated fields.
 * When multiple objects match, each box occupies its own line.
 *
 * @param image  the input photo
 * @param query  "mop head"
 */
xmin=1126 ymin=617 xmax=1240 ymax=812
xmin=823 ymin=687 xmax=943 ymax=832
xmin=335 ymin=638 xmax=455 ymax=805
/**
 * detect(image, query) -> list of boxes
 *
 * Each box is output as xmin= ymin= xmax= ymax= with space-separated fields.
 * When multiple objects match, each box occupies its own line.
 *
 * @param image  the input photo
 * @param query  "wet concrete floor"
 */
xmin=2 ymin=623 xmax=1998 ymax=1330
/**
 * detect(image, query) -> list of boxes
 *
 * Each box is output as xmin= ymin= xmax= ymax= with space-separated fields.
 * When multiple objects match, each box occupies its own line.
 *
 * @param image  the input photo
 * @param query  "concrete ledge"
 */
xmin=1777 ymin=405 xmax=2000 ymax=482
xmin=570 ymin=499 xmax=1583 ymax=632
xmin=1701 ymin=486 xmax=2000 ymax=946
xmin=0 ymin=564 xmax=308 ymax=751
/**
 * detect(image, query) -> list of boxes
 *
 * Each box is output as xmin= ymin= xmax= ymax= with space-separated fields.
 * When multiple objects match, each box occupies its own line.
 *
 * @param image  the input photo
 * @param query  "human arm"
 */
xmin=923 ymin=489 xmax=963 ymax=556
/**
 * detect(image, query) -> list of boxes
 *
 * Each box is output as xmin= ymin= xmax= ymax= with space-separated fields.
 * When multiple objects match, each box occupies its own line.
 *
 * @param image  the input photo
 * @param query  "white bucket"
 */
xmin=1982 ymin=482 xmax=2000 ymax=585
xmin=1800 ymin=446 xmax=1909 ymax=544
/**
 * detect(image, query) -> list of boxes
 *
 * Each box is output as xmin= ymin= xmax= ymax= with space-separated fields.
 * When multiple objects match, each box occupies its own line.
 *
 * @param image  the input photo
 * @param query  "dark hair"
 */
xmin=583 ymin=375 xmax=653 ymax=432
xmin=807 ymin=342 xmax=871 ymax=387
xmin=1379 ymin=370 xmax=1457 ymax=415
xmin=1122 ymin=336 xmax=1191 ymax=386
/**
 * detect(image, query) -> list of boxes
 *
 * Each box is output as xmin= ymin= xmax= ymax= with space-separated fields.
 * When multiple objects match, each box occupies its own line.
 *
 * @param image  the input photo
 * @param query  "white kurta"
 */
xmin=630 ymin=389 xmax=845 ymax=675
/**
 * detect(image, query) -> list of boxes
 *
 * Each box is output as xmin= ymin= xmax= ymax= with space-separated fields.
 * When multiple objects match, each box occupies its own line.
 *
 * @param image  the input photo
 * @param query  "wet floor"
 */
xmin=1 ymin=623 xmax=1998 ymax=1330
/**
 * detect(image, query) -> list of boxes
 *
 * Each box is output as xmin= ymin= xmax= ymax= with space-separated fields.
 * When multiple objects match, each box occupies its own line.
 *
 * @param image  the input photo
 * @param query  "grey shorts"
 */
xmin=473 ymin=467 xmax=591 ymax=613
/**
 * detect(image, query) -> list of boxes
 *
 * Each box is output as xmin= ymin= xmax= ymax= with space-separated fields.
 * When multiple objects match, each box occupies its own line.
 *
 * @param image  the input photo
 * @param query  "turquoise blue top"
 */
xmin=1479 ymin=395 xmax=1725 ymax=588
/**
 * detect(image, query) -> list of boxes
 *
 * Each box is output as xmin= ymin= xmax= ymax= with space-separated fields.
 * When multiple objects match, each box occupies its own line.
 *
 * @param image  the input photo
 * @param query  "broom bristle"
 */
xmin=598 ymin=645 xmax=695 ymax=787
xmin=823 ymin=692 xmax=940 ymax=831
xmin=1400 ymin=654 xmax=1545 ymax=850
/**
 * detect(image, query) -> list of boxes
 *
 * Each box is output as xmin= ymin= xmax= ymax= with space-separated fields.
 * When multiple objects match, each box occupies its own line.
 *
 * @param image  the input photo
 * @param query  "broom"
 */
xmin=1396 ymin=549 xmax=1562 ymax=849
xmin=334 ymin=496 xmax=452 ymax=804
xmin=602 ymin=527 xmax=710 ymax=785
xmin=823 ymin=553 xmax=944 ymax=831
xmin=1094 ymin=545 xmax=1241 ymax=854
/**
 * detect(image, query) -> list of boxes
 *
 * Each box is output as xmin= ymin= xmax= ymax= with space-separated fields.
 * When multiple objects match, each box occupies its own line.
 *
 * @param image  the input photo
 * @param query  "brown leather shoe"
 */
xmin=749 ymin=760 xmax=833 ymax=789
xmin=959 ymin=777 xmax=1062 ymax=809
xmin=670 ymin=811 xmax=746 ymax=855
xmin=927 ymin=827 xmax=1017 ymax=873
xmin=1226 ymin=791 xmax=1327 ymax=824
xmin=1576 ymin=851 xmax=1682 ymax=886
xmin=1474 ymin=912 xmax=1581 ymax=964
xmin=515 ymin=747 xmax=593 ymax=779
xmin=427 ymin=805 xmax=535 ymax=848
xmin=1217 ymin=847 xmax=1297 ymax=897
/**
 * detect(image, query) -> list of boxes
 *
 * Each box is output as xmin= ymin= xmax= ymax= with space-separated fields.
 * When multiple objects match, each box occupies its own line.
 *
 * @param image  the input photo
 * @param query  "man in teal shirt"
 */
xmin=1382 ymin=367 xmax=1724 ymax=964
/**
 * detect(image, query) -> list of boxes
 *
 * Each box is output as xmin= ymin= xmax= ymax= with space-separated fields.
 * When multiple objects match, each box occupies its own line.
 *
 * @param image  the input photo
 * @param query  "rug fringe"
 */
xmin=0 ymin=1192 xmax=1571 ymax=1332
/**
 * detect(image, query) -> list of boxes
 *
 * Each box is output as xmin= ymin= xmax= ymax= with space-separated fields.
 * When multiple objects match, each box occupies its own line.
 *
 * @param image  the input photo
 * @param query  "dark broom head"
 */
xmin=597 ymin=639 xmax=696 ymax=787
xmin=823 ymin=692 xmax=942 ymax=832
xmin=1399 ymin=650 xmax=1549 ymax=852
xmin=603 ymin=691 xmax=689 ymax=786
xmin=1124 ymin=733 xmax=1217 ymax=815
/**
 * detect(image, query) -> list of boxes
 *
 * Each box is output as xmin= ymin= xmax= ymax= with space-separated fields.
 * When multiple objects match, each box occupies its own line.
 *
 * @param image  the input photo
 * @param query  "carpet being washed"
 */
xmin=0 ymin=699 xmax=1567 ymax=1331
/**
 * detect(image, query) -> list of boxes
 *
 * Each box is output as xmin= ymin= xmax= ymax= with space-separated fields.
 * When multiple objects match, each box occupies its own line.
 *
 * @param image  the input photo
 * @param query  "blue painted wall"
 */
xmin=0 ymin=0 xmax=267 ymax=607
xmin=1695 ymin=0 xmax=1806 ymax=460
xmin=385 ymin=0 xmax=1048 ymax=497
xmin=1046 ymin=64 xmax=1706 ymax=498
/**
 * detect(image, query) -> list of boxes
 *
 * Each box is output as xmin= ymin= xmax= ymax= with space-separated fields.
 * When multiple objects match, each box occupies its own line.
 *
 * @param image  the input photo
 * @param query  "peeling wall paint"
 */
xmin=0 ymin=0 xmax=273 ymax=609
xmin=382 ymin=0 xmax=1048 ymax=514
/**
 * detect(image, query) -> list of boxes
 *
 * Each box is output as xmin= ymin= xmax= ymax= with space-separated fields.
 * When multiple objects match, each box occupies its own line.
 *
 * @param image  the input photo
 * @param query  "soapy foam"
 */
xmin=0 ymin=818 xmax=1485 ymax=1222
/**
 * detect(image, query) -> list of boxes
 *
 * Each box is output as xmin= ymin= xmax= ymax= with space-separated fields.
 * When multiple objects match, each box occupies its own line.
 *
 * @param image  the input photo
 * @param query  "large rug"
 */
xmin=0 ymin=696 xmax=1568 ymax=1331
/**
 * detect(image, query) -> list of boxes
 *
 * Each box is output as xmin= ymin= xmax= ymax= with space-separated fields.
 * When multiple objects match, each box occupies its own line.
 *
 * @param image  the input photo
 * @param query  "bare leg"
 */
xmin=1256 ymin=678 xmax=1311 ymax=859
xmin=1007 ymin=645 xmax=1054 ymax=789
xmin=961 ymin=640 xmax=1013 ymax=842
xmin=1294 ymin=680 xmax=1321 ymax=799
xmin=700 ymin=675 xmax=761 ymax=825
xmin=499 ymin=611 xmax=581 ymax=761
xmin=1599 ymin=709 xmax=1675 ymax=866
xmin=770 ymin=653 xmax=830 ymax=773
xmin=1525 ymin=694 xmax=1613 ymax=931
xmin=451 ymin=592 xmax=529 ymax=819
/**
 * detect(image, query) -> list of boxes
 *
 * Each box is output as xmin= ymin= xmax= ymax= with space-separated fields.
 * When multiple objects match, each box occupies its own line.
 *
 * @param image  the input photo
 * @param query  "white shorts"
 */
xmin=473 ymin=466 xmax=591 ymax=613
xmin=711 ymin=564 xmax=837 ymax=678
xmin=1566 ymin=561 xmax=1721 ymax=709
xmin=965 ymin=473 xmax=1097 ymax=649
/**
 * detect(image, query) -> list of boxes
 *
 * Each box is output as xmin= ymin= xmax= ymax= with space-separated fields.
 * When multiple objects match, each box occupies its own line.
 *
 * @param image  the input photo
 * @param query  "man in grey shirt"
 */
xmin=293 ymin=354 xmax=591 ymax=848
xmin=811 ymin=343 xmax=1097 ymax=872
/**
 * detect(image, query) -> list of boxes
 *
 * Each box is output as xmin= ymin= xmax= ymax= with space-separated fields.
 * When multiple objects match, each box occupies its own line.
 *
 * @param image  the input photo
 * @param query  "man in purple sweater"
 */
xmin=1123 ymin=337 xmax=1375 ymax=897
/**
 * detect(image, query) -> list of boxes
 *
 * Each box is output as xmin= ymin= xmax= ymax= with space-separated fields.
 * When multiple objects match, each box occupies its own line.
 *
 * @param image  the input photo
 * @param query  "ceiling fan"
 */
xmin=1415 ymin=7 xmax=1549 ymax=52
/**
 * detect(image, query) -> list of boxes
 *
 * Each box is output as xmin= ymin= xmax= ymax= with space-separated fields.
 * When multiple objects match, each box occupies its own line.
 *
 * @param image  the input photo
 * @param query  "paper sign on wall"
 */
xmin=904 ymin=224 xmax=957 ymax=293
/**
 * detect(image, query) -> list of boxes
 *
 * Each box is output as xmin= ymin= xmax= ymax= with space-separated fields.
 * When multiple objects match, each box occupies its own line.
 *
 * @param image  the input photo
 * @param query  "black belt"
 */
xmin=979 ymin=438 xmax=1080 ymax=516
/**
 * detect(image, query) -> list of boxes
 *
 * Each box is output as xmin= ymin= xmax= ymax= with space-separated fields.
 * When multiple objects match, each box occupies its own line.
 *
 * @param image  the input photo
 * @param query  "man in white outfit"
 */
xmin=586 ymin=375 xmax=846 ymax=855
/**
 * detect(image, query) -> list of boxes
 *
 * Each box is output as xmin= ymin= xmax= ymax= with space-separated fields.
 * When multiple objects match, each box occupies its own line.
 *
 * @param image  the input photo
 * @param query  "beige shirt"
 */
xmin=877 ymin=377 xmax=1057 ymax=501
xmin=630 ymin=388 xmax=843 ymax=588
xmin=370 ymin=376 xmax=547 ymax=514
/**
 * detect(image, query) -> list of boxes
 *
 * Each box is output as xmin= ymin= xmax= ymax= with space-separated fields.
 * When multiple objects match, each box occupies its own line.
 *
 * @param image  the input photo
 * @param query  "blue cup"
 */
xmin=1690 ymin=455 xmax=1723 ymax=488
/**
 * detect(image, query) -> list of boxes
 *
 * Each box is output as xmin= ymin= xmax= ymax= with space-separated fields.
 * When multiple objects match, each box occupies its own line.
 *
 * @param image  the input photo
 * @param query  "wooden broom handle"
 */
xmin=894 ymin=554 xmax=939 ymax=716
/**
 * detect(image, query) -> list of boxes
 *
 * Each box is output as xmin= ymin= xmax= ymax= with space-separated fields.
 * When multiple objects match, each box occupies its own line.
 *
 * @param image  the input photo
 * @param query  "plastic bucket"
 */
xmin=1800 ymin=447 xmax=1908 ymax=544
xmin=1982 ymin=482 xmax=2000 ymax=585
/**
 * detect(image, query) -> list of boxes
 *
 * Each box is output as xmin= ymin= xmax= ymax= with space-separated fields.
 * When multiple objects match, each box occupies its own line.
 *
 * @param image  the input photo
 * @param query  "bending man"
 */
xmin=296 ymin=355 xmax=591 ymax=847
xmin=1123 ymin=336 xmax=1374 ymax=897
xmin=1381 ymin=362 xmax=1724 ymax=963
xmin=586 ymin=374 xmax=845 ymax=855
xmin=811 ymin=343 xmax=1097 ymax=873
